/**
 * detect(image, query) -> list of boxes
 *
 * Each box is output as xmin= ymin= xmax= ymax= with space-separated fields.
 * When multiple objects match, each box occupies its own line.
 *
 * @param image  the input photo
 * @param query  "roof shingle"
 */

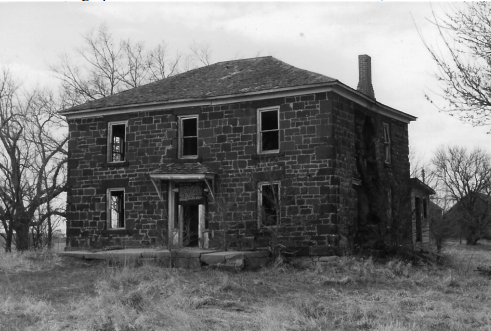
xmin=65 ymin=56 xmax=337 ymax=112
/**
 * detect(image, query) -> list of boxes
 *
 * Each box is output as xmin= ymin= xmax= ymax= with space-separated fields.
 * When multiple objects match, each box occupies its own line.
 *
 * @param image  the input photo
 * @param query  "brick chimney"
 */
xmin=356 ymin=54 xmax=375 ymax=99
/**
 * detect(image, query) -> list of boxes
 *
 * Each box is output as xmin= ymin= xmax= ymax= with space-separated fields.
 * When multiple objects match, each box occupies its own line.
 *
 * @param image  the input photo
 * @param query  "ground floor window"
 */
xmin=258 ymin=182 xmax=280 ymax=227
xmin=107 ymin=189 xmax=125 ymax=229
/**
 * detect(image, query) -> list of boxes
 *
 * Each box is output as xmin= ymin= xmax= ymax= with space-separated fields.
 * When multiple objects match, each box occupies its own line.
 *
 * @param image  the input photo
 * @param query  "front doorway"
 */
xmin=169 ymin=182 xmax=208 ymax=248
xmin=180 ymin=203 xmax=199 ymax=246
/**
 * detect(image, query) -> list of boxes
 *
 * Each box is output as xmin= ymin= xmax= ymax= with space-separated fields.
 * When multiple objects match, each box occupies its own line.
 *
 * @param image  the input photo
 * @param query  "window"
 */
xmin=383 ymin=123 xmax=391 ymax=164
xmin=179 ymin=116 xmax=198 ymax=158
xmin=258 ymin=107 xmax=279 ymax=153
xmin=107 ymin=189 xmax=125 ymax=229
xmin=108 ymin=122 xmax=127 ymax=162
xmin=258 ymin=182 xmax=280 ymax=226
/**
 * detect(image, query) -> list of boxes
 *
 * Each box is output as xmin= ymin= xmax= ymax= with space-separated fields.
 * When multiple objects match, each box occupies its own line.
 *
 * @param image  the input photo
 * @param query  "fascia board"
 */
xmin=149 ymin=174 xmax=215 ymax=181
xmin=62 ymin=82 xmax=416 ymax=123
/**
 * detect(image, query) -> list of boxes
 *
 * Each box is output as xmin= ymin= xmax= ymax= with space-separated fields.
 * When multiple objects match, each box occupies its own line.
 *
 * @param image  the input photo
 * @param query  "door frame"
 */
xmin=168 ymin=181 xmax=208 ymax=248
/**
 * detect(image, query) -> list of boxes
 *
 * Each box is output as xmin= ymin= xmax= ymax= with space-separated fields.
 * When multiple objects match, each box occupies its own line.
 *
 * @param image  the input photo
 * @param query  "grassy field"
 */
xmin=0 ymin=242 xmax=490 ymax=331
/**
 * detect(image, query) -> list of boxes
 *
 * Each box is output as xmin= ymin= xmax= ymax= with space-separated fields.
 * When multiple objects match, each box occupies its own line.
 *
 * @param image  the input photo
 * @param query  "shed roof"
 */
xmin=411 ymin=178 xmax=436 ymax=195
xmin=150 ymin=162 xmax=215 ymax=175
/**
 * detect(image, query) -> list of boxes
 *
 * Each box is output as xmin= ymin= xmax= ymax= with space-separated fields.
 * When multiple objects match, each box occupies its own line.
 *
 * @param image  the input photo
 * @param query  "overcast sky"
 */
xmin=0 ymin=1 xmax=489 ymax=169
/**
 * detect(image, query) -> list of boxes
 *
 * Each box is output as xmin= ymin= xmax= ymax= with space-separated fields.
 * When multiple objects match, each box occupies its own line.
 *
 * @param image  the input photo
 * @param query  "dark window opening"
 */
xmin=180 ymin=117 xmax=198 ymax=157
xmin=383 ymin=123 xmax=391 ymax=164
xmin=109 ymin=190 xmax=125 ymax=228
xmin=423 ymin=199 xmax=427 ymax=219
xmin=260 ymin=183 xmax=279 ymax=226
xmin=111 ymin=124 xmax=126 ymax=162
xmin=260 ymin=109 xmax=279 ymax=152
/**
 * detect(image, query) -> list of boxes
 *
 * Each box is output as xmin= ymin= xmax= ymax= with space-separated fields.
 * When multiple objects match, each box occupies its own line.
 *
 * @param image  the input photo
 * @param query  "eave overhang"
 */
xmin=60 ymin=81 xmax=417 ymax=124
xmin=411 ymin=178 xmax=436 ymax=195
xmin=148 ymin=173 xmax=215 ymax=181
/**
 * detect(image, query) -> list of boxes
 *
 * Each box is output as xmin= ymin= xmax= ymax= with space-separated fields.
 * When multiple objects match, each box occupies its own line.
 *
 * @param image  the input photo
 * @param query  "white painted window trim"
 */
xmin=383 ymin=122 xmax=391 ymax=164
xmin=178 ymin=115 xmax=199 ymax=159
xmin=107 ymin=120 xmax=128 ymax=163
xmin=257 ymin=106 xmax=280 ymax=154
xmin=257 ymin=181 xmax=281 ymax=227
xmin=107 ymin=188 xmax=125 ymax=229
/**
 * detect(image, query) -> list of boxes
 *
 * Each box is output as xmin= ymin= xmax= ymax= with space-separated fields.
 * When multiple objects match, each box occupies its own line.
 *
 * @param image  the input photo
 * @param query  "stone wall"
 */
xmin=328 ymin=92 xmax=411 ymax=249
xmin=66 ymin=91 xmax=410 ymax=255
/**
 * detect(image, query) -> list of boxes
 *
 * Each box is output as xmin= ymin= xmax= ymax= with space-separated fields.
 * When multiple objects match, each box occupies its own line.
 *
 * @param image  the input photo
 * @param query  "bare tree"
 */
xmin=428 ymin=195 xmax=457 ymax=253
xmin=146 ymin=42 xmax=182 ymax=81
xmin=422 ymin=3 xmax=491 ymax=127
xmin=432 ymin=146 xmax=491 ymax=245
xmin=0 ymin=69 xmax=67 ymax=252
xmin=189 ymin=41 xmax=212 ymax=67
xmin=51 ymin=24 xmax=186 ymax=107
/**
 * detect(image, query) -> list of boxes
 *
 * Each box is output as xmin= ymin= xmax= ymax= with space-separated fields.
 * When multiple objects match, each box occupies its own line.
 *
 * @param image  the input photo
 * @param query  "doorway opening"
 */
xmin=183 ymin=204 xmax=199 ymax=247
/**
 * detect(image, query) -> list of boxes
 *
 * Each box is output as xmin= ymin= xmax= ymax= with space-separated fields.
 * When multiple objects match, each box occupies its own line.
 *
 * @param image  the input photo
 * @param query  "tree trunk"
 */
xmin=47 ymin=216 xmax=53 ymax=249
xmin=4 ymin=227 xmax=13 ymax=253
xmin=14 ymin=220 xmax=30 ymax=251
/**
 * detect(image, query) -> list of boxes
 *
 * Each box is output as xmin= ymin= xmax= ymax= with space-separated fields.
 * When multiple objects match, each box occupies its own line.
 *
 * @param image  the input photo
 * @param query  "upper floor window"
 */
xmin=383 ymin=123 xmax=391 ymax=164
xmin=258 ymin=107 xmax=279 ymax=153
xmin=258 ymin=182 xmax=280 ymax=227
xmin=108 ymin=122 xmax=127 ymax=162
xmin=107 ymin=188 xmax=125 ymax=229
xmin=179 ymin=116 xmax=198 ymax=158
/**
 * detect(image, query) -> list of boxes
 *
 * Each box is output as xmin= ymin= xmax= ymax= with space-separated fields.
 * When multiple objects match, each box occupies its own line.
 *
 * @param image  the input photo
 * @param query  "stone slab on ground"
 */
xmin=59 ymin=248 xmax=271 ymax=270
xmin=174 ymin=249 xmax=217 ymax=259
xmin=200 ymin=250 xmax=270 ymax=265
xmin=59 ymin=251 xmax=88 ymax=259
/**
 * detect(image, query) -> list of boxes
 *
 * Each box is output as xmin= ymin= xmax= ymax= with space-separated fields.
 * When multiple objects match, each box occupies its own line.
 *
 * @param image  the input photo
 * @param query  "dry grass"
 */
xmin=0 ymin=242 xmax=490 ymax=330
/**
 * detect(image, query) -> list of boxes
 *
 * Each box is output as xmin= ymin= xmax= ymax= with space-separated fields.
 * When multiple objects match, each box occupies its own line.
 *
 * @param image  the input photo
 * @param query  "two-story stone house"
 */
xmin=61 ymin=55 xmax=416 ymax=256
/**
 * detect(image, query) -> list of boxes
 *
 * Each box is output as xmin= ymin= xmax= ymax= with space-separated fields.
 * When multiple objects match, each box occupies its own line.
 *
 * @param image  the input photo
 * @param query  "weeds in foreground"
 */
xmin=1 ymin=243 xmax=491 ymax=330
xmin=0 ymin=248 xmax=62 ymax=273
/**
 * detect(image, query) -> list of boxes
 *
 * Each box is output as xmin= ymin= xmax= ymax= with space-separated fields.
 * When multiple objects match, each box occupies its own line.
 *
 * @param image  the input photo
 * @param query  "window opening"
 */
xmin=180 ymin=116 xmax=198 ymax=158
xmin=259 ymin=108 xmax=279 ymax=152
xmin=108 ymin=189 xmax=125 ymax=229
xmin=109 ymin=123 xmax=126 ymax=162
xmin=259 ymin=182 xmax=280 ymax=226
xmin=383 ymin=123 xmax=391 ymax=164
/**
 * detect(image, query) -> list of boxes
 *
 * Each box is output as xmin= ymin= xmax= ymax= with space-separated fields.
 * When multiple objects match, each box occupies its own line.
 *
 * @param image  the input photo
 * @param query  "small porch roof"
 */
xmin=148 ymin=162 xmax=216 ymax=181
xmin=410 ymin=178 xmax=436 ymax=195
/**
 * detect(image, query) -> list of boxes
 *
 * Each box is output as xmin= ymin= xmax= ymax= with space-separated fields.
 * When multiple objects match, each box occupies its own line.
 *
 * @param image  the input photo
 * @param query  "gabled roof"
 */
xmin=63 ymin=56 xmax=337 ymax=113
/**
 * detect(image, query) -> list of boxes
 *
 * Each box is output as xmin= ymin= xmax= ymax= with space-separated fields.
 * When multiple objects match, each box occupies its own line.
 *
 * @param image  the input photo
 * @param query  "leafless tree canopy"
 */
xmin=422 ymin=3 xmax=491 ymax=127
xmin=0 ymin=69 xmax=67 ymax=252
xmin=432 ymin=146 xmax=491 ymax=244
xmin=51 ymin=25 xmax=212 ymax=107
